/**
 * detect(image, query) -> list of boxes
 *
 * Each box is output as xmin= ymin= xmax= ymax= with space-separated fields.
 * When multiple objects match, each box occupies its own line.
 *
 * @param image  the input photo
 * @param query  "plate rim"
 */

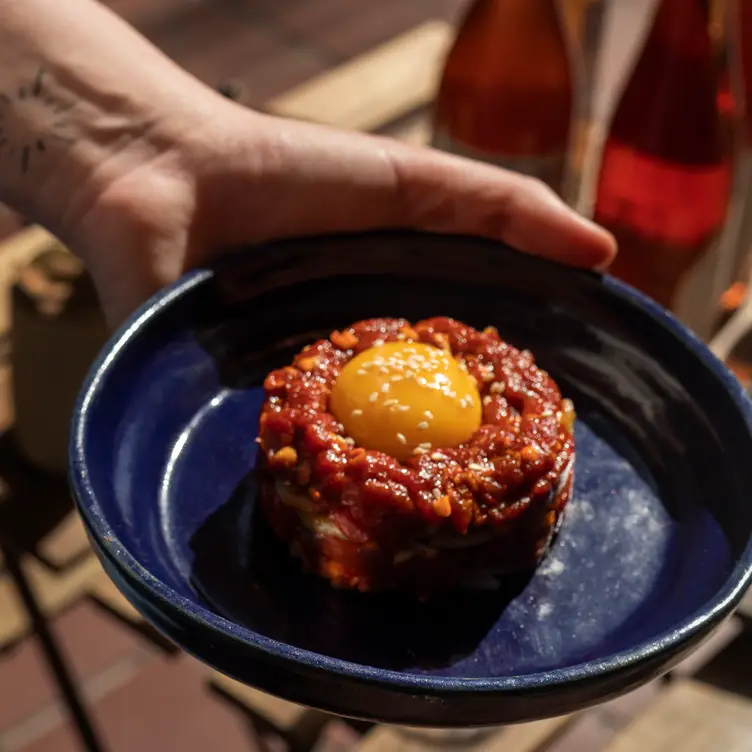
xmin=69 ymin=230 xmax=752 ymax=695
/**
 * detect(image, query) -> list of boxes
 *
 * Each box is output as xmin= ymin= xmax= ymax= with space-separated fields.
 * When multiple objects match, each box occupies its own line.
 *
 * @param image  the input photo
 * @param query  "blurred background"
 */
xmin=2 ymin=0 xmax=752 ymax=750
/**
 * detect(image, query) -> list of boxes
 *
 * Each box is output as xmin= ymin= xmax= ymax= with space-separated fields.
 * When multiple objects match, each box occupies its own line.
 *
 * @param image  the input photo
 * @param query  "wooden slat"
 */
xmin=267 ymin=21 xmax=451 ymax=133
xmin=357 ymin=716 xmax=572 ymax=752
xmin=0 ymin=226 xmax=67 ymax=436
xmin=605 ymin=680 xmax=752 ymax=752
xmin=737 ymin=588 xmax=752 ymax=620
xmin=37 ymin=510 xmax=92 ymax=569
xmin=0 ymin=226 xmax=59 ymax=333
xmin=356 ymin=727 xmax=440 ymax=752
xmin=484 ymin=716 xmax=573 ymax=752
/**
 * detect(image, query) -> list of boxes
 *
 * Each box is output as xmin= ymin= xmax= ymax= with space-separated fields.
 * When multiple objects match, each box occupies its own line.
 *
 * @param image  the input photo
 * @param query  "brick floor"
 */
xmin=0 ymin=600 xmax=152 ymax=736
xmin=19 ymin=656 xmax=262 ymax=752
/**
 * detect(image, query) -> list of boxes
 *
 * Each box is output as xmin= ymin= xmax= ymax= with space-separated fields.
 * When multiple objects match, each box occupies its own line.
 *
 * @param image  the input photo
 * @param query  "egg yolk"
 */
xmin=329 ymin=342 xmax=482 ymax=461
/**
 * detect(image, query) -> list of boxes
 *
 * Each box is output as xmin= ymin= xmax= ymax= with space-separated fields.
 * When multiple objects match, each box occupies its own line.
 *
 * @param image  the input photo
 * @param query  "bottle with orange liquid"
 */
xmin=709 ymin=0 xmax=752 ymax=386
xmin=592 ymin=0 xmax=733 ymax=314
xmin=431 ymin=0 xmax=577 ymax=196
xmin=712 ymin=0 xmax=752 ymax=326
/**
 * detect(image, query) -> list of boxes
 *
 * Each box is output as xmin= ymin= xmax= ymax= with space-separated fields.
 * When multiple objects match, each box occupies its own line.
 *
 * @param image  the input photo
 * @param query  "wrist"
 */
xmin=4 ymin=67 xmax=214 ymax=235
xmin=0 ymin=0 xmax=221 ymax=240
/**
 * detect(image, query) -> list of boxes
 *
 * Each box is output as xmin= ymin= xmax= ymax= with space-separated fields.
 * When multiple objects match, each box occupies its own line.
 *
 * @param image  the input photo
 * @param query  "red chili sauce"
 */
xmin=257 ymin=317 xmax=575 ymax=594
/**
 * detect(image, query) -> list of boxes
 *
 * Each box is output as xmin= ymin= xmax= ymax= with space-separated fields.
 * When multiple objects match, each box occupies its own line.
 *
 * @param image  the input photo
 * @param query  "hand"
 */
xmin=63 ymin=96 xmax=616 ymax=327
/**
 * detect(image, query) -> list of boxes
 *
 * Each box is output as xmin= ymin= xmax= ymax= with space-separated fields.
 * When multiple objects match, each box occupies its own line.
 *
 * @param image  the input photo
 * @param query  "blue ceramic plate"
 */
xmin=70 ymin=231 xmax=752 ymax=727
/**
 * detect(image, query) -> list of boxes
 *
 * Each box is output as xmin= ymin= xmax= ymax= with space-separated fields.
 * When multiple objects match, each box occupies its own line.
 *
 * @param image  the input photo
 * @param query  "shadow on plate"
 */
xmin=189 ymin=468 xmax=531 ymax=671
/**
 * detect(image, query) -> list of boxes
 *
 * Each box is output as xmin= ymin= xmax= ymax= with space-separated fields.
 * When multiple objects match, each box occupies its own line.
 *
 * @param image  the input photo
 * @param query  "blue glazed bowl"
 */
xmin=70 ymin=231 xmax=752 ymax=727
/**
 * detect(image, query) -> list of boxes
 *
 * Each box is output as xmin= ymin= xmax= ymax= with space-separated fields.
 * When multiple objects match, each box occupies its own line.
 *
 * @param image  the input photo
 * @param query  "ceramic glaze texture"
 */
xmin=70 ymin=231 xmax=752 ymax=726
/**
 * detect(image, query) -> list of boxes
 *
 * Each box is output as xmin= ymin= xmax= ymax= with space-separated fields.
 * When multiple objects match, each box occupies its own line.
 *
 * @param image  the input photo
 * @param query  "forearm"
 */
xmin=0 ymin=0 xmax=215 ymax=235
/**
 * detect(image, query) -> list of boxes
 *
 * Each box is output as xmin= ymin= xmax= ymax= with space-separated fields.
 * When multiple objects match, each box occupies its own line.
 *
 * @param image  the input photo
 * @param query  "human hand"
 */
xmin=0 ymin=0 xmax=614 ymax=327
xmin=60 ymin=96 xmax=616 ymax=327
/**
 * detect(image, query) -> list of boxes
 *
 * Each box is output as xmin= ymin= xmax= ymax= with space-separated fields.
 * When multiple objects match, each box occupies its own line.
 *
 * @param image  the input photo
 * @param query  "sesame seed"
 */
xmin=397 ymin=433 xmax=407 ymax=444
xmin=396 ymin=333 xmax=406 ymax=340
xmin=459 ymin=398 xmax=467 ymax=408
xmin=417 ymin=377 xmax=427 ymax=386
xmin=356 ymin=369 xmax=367 ymax=375
xmin=490 ymin=382 xmax=505 ymax=394
xmin=391 ymin=375 xmax=403 ymax=382
xmin=351 ymin=409 xmax=363 ymax=417
xmin=369 ymin=392 xmax=379 ymax=403
xmin=413 ymin=446 xmax=429 ymax=455
xmin=483 ymin=396 xmax=492 ymax=406
xmin=373 ymin=339 xmax=385 ymax=347
xmin=397 ymin=405 xmax=410 ymax=412
xmin=379 ymin=367 xmax=389 ymax=374
xmin=361 ymin=362 xmax=373 ymax=370
xmin=383 ymin=399 xmax=398 ymax=407
xmin=405 ymin=370 xmax=415 ymax=378
xmin=430 ymin=452 xmax=445 ymax=461
xmin=423 ymin=410 xmax=434 ymax=420
xmin=432 ymin=488 xmax=442 ymax=499
xmin=418 ymin=442 xmax=432 ymax=450
xmin=417 ymin=421 xmax=430 ymax=430
xmin=468 ymin=462 xmax=487 ymax=472
xmin=381 ymin=382 xmax=390 ymax=393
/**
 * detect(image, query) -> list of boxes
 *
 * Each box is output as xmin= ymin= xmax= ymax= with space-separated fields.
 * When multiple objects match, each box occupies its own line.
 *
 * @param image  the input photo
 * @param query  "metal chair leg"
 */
xmin=2 ymin=544 xmax=109 ymax=752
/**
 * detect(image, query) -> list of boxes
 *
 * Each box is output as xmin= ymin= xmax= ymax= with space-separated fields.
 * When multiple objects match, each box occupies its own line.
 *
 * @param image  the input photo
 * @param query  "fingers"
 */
xmin=216 ymin=116 xmax=615 ymax=270
xmin=389 ymin=143 xmax=617 ymax=269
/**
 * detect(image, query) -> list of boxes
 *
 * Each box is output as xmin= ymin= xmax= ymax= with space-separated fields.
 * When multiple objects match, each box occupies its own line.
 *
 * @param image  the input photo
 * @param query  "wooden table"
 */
xmin=1 ymin=19 xmax=751 ymax=752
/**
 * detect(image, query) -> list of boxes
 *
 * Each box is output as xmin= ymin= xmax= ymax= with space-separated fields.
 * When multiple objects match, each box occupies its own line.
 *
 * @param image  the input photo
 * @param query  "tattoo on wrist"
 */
xmin=0 ymin=68 xmax=78 ymax=174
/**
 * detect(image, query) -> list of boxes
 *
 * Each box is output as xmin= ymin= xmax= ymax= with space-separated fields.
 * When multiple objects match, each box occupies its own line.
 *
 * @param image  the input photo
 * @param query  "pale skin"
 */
xmin=0 ymin=0 xmax=616 ymax=327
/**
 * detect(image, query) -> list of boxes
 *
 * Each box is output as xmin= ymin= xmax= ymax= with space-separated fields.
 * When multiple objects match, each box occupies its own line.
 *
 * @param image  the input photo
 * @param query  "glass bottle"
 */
xmin=592 ymin=0 xmax=733 ymax=312
xmin=432 ymin=0 xmax=575 ymax=196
